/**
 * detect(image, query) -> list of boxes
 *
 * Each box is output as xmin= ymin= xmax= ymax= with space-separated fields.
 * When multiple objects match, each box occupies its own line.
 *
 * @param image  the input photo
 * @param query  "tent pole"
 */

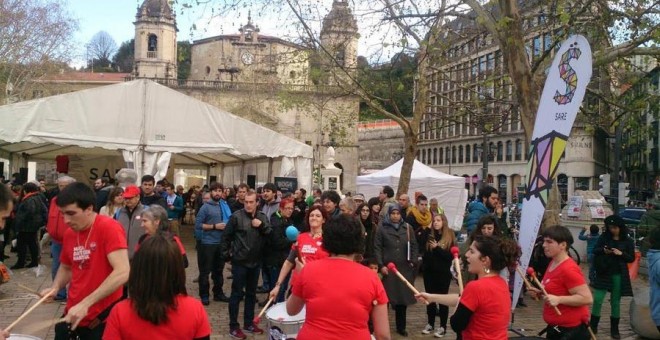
xmin=267 ymin=158 xmax=273 ymax=183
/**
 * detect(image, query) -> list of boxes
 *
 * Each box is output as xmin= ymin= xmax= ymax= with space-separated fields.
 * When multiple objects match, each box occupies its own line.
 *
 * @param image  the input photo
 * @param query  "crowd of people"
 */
xmin=0 ymin=176 xmax=657 ymax=340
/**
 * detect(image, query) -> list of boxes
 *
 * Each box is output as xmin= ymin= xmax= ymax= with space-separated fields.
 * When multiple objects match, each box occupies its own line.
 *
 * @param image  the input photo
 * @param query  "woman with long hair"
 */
xmin=269 ymin=205 xmax=329 ymax=301
xmin=356 ymin=202 xmax=376 ymax=258
xmin=417 ymin=235 xmax=521 ymax=339
xmin=137 ymin=205 xmax=188 ymax=268
xmin=528 ymin=225 xmax=593 ymax=340
xmin=103 ymin=234 xmax=211 ymax=339
xmin=286 ymin=214 xmax=391 ymax=340
xmin=375 ymin=204 xmax=419 ymax=336
xmin=368 ymin=197 xmax=381 ymax=227
xmin=589 ymin=216 xmax=634 ymax=339
xmin=419 ymin=214 xmax=455 ymax=337
xmin=100 ymin=186 xmax=124 ymax=218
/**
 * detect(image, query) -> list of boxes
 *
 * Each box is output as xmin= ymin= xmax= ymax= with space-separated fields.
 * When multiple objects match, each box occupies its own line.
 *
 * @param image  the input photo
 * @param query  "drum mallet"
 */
xmin=253 ymin=297 xmax=274 ymax=325
xmin=386 ymin=263 xmax=429 ymax=305
xmin=5 ymin=288 xmax=55 ymax=332
xmin=527 ymin=267 xmax=561 ymax=315
xmin=515 ymin=265 xmax=539 ymax=301
xmin=450 ymin=246 xmax=464 ymax=295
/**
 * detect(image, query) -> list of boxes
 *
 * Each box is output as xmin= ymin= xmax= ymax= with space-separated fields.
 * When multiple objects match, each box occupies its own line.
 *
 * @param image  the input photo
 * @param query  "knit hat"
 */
xmin=604 ymin=214 xmax=626 ymax=228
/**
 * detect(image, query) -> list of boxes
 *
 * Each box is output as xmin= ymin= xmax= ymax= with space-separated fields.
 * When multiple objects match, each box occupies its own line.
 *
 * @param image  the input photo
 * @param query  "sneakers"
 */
xmin=244 ymin=324 xmax=264 ymax=334
xmin=213 ymin=294 xmax=230 ymax=302
xmin=422 ymin=324 xmax=434 ymax=334
xmin=229 ymin=328 xmax=247 ymax=339
xmin=434 ymin=327 xmax=446 ymax=338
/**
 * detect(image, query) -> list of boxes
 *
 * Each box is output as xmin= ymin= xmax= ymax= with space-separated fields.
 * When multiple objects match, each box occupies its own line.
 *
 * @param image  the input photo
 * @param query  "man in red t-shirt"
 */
xmin=40 ymin=182 xmax=129 ymax=340
xmin=46 ymin=175 xmax=76 ymax=301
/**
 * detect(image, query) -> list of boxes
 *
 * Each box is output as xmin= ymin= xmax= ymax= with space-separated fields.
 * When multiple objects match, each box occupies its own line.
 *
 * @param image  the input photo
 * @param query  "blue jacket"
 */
xmin=649 ymin=249 xmax=660 ymax=326
xmin=578 ymin=230 xmax=599 ymax=257
xmin=165 ymin=194 xmax=184 ymax=219
xmin=195 ymin=199 xmax=231 ymax=245
xmin=464 ymin=201 xmax=489 ymax=234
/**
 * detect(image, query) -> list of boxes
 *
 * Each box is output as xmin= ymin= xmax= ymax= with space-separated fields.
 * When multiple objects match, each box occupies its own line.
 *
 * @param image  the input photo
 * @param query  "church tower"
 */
xmin=133 ymin=0 xmax=177 ymax=79
xmin=320 ymin=0 xmax=359 ymax=83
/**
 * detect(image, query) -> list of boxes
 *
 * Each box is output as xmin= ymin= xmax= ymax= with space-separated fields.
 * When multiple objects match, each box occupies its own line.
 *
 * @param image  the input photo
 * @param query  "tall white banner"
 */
xmin=512 ymin=35 xmax=592 ymax=311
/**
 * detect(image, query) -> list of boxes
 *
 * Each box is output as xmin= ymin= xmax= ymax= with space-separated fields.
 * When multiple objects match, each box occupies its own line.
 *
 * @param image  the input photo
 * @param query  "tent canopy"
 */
xmin=357 ymin=159 xmax=468 ymax=230
xmin=0 ymin=79 xmax=312 ymax=185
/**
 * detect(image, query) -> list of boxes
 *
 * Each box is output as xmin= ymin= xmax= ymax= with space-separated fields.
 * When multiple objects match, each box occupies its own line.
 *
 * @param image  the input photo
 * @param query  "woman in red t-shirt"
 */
xmin=136 ymin=205 xmax=188 ymax=268
xmin=417 ymin=235 xmax=520 ymax=340
xmin=269 ymin=205 xmax=329 ymax=301
xmin=527 ymin=225 xmax=592 ymax=339
xmin=287 ymin=214 xmax=390 ymax=340
xmin=104 ymin=234 xmax=211 ymax=340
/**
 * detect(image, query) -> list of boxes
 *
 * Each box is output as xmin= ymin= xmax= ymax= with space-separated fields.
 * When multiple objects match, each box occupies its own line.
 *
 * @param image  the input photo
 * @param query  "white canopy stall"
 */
xmin=357 ymin=159 xmax=468 ymax=230
xmin=0 ymin=79 xmax=313 ymax=187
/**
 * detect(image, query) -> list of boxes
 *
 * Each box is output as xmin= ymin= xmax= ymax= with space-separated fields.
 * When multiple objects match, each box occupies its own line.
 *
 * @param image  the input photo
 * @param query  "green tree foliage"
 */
xmin=177 ymin=41 xmax=191 ymax=80
xmin=359 ymin=52 xmax=417 ymax=121
xmin=113 ymin=39 xmax=134 ymax=73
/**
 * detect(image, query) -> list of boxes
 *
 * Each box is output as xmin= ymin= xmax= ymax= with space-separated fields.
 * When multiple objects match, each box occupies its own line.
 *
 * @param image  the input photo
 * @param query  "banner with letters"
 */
xmin=512 ymin=35 xmax=592 ymax=310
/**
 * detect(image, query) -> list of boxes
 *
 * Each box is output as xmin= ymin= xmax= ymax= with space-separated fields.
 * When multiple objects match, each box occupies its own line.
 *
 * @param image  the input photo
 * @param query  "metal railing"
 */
xmin=123 ymin=76 xmax=343 ymax=94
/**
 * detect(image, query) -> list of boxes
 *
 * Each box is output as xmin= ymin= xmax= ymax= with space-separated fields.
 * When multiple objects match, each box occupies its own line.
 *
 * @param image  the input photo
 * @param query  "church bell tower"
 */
xmin=133 ymin=0 xmax=178 ymax=79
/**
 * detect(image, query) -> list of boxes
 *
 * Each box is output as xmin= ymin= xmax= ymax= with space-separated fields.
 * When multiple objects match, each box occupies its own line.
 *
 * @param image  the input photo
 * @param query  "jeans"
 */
xmin=198 ymin=244 xmax=224 ymax=298
xmin=51 ymin=241 xmax=67 ymax=299
xmin=229 ymin=263 xmax=260 ymax=330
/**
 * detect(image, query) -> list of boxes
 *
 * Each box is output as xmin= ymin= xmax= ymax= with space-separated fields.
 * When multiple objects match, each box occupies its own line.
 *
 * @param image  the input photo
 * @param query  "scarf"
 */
xmin=408 ymin=206 xmax=432 ymax=228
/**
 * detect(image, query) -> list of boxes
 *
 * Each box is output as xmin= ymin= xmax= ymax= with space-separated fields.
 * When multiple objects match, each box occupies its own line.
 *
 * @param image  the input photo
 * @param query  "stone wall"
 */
xmin=358 ymin=126 xmax=405 ymax=171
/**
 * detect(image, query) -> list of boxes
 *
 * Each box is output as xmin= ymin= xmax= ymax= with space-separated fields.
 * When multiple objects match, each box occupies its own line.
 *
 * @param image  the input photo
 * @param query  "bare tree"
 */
xmin=87 ymin=31 xmax=117 ymax=67
xmin=0 ymin=0 xmax=78 ymax=103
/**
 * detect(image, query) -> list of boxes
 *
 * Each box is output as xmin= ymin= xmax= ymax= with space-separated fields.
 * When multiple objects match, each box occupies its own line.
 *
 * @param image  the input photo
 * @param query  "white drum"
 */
xmin=8 ymin=335 xmax=42 ymax=340
xmin=266 ymin=302 xmax=306 ymax=340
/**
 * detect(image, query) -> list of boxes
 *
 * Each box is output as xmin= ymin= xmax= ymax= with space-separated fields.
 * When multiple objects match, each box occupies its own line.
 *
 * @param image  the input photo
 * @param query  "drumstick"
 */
xmin=386 ymin=263 xmax=429 ymax=305
xmin=515 ymin=266 xmax=539 ymax=301
xmin=253 ymin=297 xmax=274 ymax=324
xmin=450 ymin=246 xmax=464 ymax=295
xmin=5 ymin=288 xmax=55 ymax=332
xmin=0 ymin=297 xmax=35 ymax=303
xmin=527 ymin=268 xmax=561 ymax=315
xmin=17 ymin=283 xmax=40 ymax=296
xmin=583 ymin=316 xmax=597 ymax=340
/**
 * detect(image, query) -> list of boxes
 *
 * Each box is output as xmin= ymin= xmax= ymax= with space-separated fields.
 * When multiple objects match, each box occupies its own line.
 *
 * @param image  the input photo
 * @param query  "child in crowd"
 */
xmin=579 ymin=224 xmax=600 ymax=282
xmin=362 ymin=257 xmax=381 ymax=336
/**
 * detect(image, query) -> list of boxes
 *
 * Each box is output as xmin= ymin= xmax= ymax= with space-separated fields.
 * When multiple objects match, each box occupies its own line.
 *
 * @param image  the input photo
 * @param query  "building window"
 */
xmin=433 ymin=148 xmax=438 ymax=165
xmin=515 ymin=139 xmax=523 ymax=161
xmin=466 ymin=145 xmax=471 ymax=163
xmin=445 ymin=147 xmax=450 ymax=164
xmin=489 ymin=142 xmax=495 ymax=162
xmin=439 ymin=148 xmax=444 ymax=164
xmin=506 ymin=140 xmax=512 ymax=161
xmin=496 ymin=141 xmax=503 ymax=162
xmin=458 ymin=145 xmax=464 ymax=164
xmin=205 ymin=66 xmax=211 ymax=75
xmin=452 ymin=146 xmax=457 ymax=163
xmin=473 ymin=143 xmax=479 ymax=162
xmin=147 ymin=34 xmax=158 ymax=58
xmin=422 ymin=149 xmax=427 ymax=164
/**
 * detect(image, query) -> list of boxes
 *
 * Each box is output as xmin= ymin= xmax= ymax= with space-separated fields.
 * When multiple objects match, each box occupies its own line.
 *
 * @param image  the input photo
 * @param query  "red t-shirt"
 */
xmin=291 ymin=258 xmax=388 ymax=340
xmin=103 ymin=294 xmax=211 ymax=340
xmin=61 ymin=214 xmax=127 ymax=327
xmin=541 ymin=259 xmax=589 ymax=327
xmin=288 ymin=233 xmax=329 ymax=287
xmin=459 ymin=275 xmax=510 ymax=340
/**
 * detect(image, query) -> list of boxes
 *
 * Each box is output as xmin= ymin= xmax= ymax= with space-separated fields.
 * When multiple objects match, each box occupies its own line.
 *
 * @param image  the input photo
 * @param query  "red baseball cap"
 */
xmin=122 ymin=185 xmax=141 ymax=199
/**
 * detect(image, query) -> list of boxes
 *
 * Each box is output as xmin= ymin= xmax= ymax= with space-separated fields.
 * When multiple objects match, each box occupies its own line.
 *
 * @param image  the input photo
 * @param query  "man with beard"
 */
xmin=463 ymin=186 xmax=499 ymax=235
xmin=195 ymin=182 xmax=231 ymax=305
xmin=139 ymin=175 xmax=167 ymax=210
xmin=46 ymin=175 xmax=77 ymax=301
xmin=259 ymin=183 xmax=280 ymax=220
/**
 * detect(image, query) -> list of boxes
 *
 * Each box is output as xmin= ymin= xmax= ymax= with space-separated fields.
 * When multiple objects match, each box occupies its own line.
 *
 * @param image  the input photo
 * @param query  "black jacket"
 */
xmin=221 ymin=209 xmax=272 ymax=268
xmin=14 ymin=193 xmax=48 ymax=233
xmin=264 ymin=212 xmax=294 ymax=266
xmin=591 ymin=235 xmax=635 ymax=297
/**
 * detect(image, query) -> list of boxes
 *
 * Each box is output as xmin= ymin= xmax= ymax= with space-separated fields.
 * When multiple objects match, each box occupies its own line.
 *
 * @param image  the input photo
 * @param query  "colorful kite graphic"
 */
xmin=525 ymin=131 xmax=568 ymax=206
xmin=553 ymin=43 xmax=582 ymax=105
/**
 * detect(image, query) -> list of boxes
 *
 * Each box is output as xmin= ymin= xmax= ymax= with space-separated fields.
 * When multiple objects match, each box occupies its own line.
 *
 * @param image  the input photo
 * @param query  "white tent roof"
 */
xmin=0 ymin=79 xmax=312 ymax=165
xmin=357 ymin=159 xmax=467 ymax=230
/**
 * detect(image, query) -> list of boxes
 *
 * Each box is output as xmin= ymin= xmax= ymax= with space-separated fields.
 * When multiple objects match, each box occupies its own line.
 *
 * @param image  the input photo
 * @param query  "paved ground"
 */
xmin=0 ymin=224 xmax=649 ymax=339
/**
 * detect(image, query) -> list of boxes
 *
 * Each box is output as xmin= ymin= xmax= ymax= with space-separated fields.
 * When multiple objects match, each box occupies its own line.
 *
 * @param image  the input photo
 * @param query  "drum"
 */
xmin=266 ymin=302 xmax=306 ymax=340
xmin=8 ymin=335 xmax=42 ymax=340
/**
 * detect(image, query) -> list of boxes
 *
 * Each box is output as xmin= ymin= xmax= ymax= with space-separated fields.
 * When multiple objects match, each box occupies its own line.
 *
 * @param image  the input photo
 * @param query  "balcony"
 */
xmin=147 ymin=51 xmax=157 ymax=59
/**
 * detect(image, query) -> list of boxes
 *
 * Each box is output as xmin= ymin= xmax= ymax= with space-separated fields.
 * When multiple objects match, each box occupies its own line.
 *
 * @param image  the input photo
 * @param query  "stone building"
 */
xmin=129 ymin=0 xmax=360 ymax=191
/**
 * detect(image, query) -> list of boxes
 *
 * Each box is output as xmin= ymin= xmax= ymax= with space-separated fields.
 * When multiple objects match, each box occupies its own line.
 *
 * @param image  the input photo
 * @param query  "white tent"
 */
xmin=357 ymin=159 xmax=468 ymax=230
xmin=0 ymin=79 xmax=312 ymax=187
